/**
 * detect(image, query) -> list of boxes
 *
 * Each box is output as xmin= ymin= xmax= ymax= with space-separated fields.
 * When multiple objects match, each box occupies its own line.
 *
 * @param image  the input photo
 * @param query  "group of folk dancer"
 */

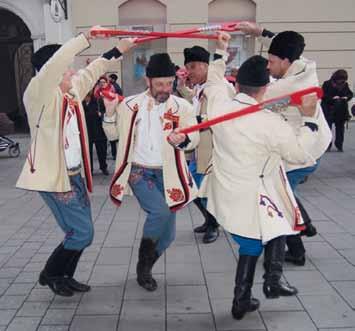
xmin=16 ymin=21 xmax=331 ymax=320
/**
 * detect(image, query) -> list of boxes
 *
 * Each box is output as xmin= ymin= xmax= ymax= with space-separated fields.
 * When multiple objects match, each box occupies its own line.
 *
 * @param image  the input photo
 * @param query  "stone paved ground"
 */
xmin=1 ymin=125 xmax=355 ymax=331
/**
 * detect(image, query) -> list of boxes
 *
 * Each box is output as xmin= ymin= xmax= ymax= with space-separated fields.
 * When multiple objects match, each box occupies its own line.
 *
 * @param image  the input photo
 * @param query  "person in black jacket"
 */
xmin=83 ymin=91 xmax=109 ymax=175
xmin=321 ymin=70 xmax=353 ymax=152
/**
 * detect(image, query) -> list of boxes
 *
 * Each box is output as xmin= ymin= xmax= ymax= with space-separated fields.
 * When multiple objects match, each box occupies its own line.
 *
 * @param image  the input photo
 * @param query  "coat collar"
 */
xmin=283 ymin=58 xmax=307 ymax=78
xmin=233 ymin=93 xmax=259 ymax=106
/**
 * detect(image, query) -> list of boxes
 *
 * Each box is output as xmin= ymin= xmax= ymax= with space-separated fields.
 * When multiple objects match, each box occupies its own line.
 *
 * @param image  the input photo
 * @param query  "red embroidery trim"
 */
xmin=167 ymin=188 xmax=184 ymax=202
xmin=111 ymin=184 xmax=124 ymax=197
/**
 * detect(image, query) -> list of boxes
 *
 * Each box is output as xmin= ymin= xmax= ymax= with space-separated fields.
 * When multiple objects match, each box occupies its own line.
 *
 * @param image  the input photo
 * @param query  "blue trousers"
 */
xmin=129 ymin=165 xmax=176 ymax=255
xmin=39 ymin=174 xmax=94 ymax=251
xmin=286 ymin=161 xmax=319 ymax=192
xmin=189 ymin=160 xmax=207 ymax=208
xmin=230 ymin=233 xmax=263 ymax=256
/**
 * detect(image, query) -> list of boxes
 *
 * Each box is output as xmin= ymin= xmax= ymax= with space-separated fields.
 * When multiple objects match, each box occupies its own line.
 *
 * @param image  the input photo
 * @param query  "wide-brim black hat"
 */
xmin=268 ymin=31 xmax=305 ymax=63
xmin=146 ymin=53 xmax=176 ymax=78
xmin=184 ymin=46 xmax=210 ymax=65
xmin=31 ymin=44 xmax=62 ymax=72
xmin=236 ymin=55 xmax=270 ymax=87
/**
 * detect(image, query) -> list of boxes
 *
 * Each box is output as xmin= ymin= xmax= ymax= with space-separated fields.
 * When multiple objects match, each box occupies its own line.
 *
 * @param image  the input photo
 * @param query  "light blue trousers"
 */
xmin=39 ymin=174 xmax=94 ymax=251
xmin=129 ymin=165 xmax=176 ymax=255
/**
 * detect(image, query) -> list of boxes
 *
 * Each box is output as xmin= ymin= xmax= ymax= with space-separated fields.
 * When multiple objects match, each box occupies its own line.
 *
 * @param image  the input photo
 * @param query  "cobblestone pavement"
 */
xmin=1 ymin=125 xmax=355 ymax=331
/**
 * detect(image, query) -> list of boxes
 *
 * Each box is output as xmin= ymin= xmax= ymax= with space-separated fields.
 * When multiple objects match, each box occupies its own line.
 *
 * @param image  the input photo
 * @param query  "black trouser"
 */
xmin=110 ymin=140 xmax=118 ymax=159
xmin=89 ymin=139 xmax=107 ymax=171
xmin=326 ymin=118 xmax=346 ymax=150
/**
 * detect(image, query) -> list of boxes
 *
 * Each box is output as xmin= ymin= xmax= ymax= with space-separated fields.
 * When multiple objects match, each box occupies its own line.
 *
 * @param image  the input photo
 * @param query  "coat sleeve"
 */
xmin=266 ymin=112 xmax=319 ymax=165
xmin=24 ymin=34 xmax=90 ymax=107
xmin=178 ymin=99 xmax=200 ymax=151
xmin=176 ymin=85 xmax=194 ymax=104
xmin=204 ymin=57 xmax=238 ymax=119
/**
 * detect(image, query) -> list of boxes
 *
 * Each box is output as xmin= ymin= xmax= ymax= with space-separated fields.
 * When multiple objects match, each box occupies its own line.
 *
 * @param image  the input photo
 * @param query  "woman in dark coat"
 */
xmin=83 ymin=91 xmax=108 ymax=175
xmin=321 ymin=70 xmax=353 ymax=152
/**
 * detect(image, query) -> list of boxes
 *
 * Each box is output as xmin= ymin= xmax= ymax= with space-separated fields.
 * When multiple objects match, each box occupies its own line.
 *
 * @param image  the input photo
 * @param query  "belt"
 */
xmin=67 ymin=165 xmax=81 ymax=176
xmin=132 ymin=162 xmax=162 ymax=170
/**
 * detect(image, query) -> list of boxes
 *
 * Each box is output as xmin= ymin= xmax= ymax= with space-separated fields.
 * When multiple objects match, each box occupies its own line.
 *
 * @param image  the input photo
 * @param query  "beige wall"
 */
xmin=71 ymin=0 xmax=355 ymax=94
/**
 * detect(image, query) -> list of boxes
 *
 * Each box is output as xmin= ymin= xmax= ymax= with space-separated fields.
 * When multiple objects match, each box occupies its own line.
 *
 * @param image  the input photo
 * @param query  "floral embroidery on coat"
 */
xmin=111 ymin=184 xmax=124 ymax=197
xmin=167 ymin=188 xmax=184 ymax=202
xmin=259 ymin=194 xmax=283 ymax=218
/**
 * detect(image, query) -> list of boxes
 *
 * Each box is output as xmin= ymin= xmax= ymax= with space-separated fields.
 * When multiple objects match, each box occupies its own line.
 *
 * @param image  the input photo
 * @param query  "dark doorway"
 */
xmin=0 ymin=8 xmax=34 ymax=132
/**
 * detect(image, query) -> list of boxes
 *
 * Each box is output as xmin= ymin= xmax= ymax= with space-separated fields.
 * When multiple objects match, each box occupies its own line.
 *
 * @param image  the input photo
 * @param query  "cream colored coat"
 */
xmin=203 ymin=59 xmax=320 ymax=243
xmin=260 ymin=36 xmax=332 ymax=172
xmin=108 ymin=91 xmax=200 ymax=211
xmin=177 ymin=59 xmax=235 ymax=174
xmin=16 ymin=34 xmax=121 ymax=193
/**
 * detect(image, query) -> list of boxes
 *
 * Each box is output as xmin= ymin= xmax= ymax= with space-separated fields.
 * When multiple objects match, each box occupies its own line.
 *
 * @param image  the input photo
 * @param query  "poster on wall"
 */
xmin=133 ymin=49 xmax=154 ymax=80
xmin=225 ymin=46 xmax=240 ymax=75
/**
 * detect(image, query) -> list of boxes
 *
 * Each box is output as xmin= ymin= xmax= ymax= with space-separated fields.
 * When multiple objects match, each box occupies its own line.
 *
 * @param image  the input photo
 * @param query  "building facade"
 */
xmin=1 ymin=0 xmax=354 ymax=128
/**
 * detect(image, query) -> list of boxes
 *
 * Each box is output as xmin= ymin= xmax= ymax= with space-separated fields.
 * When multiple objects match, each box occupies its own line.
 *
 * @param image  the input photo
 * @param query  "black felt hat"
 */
xmin=146 ymin=53 xmax=176 ymax=78
xmin=268 ymin=31 xmax=305 ymax=63
xmin=236 ymin=55 xmax=270 ymax=87
xmin=183 ymin=46 xmax=210 ymax=65
xmin=31 ymin=44 xmax=62 ymax=71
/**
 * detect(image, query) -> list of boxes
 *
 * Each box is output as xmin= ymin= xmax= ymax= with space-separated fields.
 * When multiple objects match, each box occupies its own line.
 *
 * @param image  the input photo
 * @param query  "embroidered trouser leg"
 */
xmin=129 ymin=165 xmax=176 ymax=256
xmin=39 ymin=174 xmax=94 ymax=251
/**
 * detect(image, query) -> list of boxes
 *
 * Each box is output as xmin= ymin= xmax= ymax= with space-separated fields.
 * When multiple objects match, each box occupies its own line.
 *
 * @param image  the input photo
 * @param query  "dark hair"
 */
xmin=109 ymin=73 xmax=118 ymax=81
xmin=238 ymin=84 xmax=264 ymax=96
xmin=331 ymin=69 xmax=348 ymax=82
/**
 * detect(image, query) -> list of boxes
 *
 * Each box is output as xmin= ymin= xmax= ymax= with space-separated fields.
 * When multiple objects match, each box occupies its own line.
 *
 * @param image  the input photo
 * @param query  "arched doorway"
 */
xmin=0 ymin=8 xmax=34 ymax=132
xmin=118 ymin=0 xmax=167 ymax=95
xmin=208 ymin=0 xmax=256 ymax=75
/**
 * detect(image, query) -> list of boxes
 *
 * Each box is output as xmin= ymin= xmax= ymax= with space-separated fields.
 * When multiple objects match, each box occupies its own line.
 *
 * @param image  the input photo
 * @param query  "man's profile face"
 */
xmin=267 ymin=54 xmax=290 ymax=79
xmin=147 ymin=77 xmax=175 ymax=103
xmin=185 ymin=61 xmax=208 ymax=86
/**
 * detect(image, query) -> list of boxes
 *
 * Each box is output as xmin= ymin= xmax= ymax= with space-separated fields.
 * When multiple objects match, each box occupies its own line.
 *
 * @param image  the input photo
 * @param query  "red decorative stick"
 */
xmin=90 ymin=21 xmax=243 ymax=44
xmin=179 ymin=87 xmax=323 ymax=135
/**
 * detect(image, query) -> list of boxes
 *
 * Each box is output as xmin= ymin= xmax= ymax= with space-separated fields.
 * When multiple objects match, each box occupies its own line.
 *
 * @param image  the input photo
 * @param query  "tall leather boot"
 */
xmin=64 ymin=250 xmax=91 ymax=292
xmin=231 ymin=255 xmax=260 ymax=320
xmin=202 ymin=211 xmax=219 ymax=244
xmin=295 ymin=197 xmax=317 ymax=237
xmin=136 ymin=238 xmax=160 ymax=291
xmin=263 ymin=236 xmax=298 ymax=299
xmin=193 ymin=198 xmax=209 ymax=233
xmin=39 ymin=243 xmax=75 ymax=297
xmin=285 ymin=235 xmax=306 ymax=266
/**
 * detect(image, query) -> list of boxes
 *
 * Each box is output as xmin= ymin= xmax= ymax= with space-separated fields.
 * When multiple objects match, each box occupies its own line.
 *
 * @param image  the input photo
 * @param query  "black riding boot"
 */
xmin=295 ymin=197 xmax=317 ymax=237
xmin=263 ymin=236 xmax=298 ymax=298
xmin=285 ymin=235 xmax=306 ymax=266
xmin=231 ymin=255 xmax=260 ymax=320
xmin=136 ymin=238 xmax=160 ymax=291
xmin=193 ymin=198 xmax=209 ymax=233
xmin=39 ymin=243 xmax=75 ymax=297
xmin=64 ymin=250 xmax=91 ymax=292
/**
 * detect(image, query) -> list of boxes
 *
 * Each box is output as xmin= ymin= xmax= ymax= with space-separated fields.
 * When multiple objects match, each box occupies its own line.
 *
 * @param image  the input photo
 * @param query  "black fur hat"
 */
xmin=146 ymin=53 xmax=176 ymax=78
xmin=268 ymin=31 xmax=305 ymax=63
xmin=236 ymin=55 xmax=270 ymax=87
xmin=31 ymin=44 xmax=62 ymax=71
xmin=183 ymin=46 xmax=210 ymax=65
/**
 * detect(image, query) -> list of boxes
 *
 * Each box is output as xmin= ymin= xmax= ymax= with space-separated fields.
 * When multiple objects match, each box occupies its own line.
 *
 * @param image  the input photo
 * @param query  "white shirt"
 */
xmin=63 ymin=99 xmax=82 ymax=169
xmin=133 ymin=94 xmax=166 ymax=167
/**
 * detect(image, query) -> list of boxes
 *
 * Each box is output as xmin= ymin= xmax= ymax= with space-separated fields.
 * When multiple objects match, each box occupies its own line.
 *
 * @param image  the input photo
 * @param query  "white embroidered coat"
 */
xmin=202 ymin=59 xmax=320 ymax=243
xmin=108 ymin=91 xmax=200 ymax=211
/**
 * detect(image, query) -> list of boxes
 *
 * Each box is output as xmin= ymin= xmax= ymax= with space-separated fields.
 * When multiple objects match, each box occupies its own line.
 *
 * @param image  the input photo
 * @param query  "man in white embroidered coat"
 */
xmin=176 ymin=47 xmax=234 ymax=244
xmin=203 ymin=33 xmax=320 ymax=319
xmin=104 ymin=53 xmax=199 ymax=291
xmin=16 ymin=30 xmax=135 ymax=296
xmin=238 ymin=22 xmax=332 ymax=267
